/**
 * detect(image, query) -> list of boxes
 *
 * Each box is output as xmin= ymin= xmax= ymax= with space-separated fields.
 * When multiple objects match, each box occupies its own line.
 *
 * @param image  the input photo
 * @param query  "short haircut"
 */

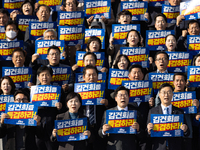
xmin=12 ymin=47 xmax=26 ymax=57
xmin=187 ymin=20 xmax=200 ymax=29
xmin=0 ymin=76 xmax=16 ymax=95
xmin=86 ymin=36 xmax=101 ymax=51
xmin=63 ymin=0 xmax=78 ymax=7
xmin=5 ymin=20 xmax=19 ymax=31
xmin=20 ymin=0 xmax=34 ymax=15
xmin=154 ymin=13 xmax=167 ymax=23
xmin=165 ymin=34 xmax=176 ymax=41
xmin=118 ymin=10 xmax=132 ymax=19
xmin=83 ymin=52 xmax=97 ymax=63
xmin=36 ymin=4 xmax=51 ymax=13
xmin=47 ymin=45 xmax=61 ymax=54
xmin=154 ymin=51 xmax=169 ymax=60
xmin=125 ymin=29 xmax=141 ymax=47
xmin=192 ymin=53 xmax=200 ymax=66
xmin=65 ymin=92 xmax=82 ymax=106
xmin=14 ymin=90 xmax=30 ymax=102
xmin=0 ymin=8 xmax=9 ymax=17
xmin=114 ymin=54 xmax=131 ymax=70
xmin=114 ymin=86 xmax=129 ymax=98
xmin=82 ymin=65 xmax=98 ymax=76
xmin=128 ymin=64 xmax=144 ymax=74
xmin=43 ymin=29 xmax=57 ymax=38
xmin=173 ymin=73 xmax=187 ymax=82
xmin=37 ymin=66 xmax=53 ymax=77
xmin=158 ymin=83 xmax=173 ymax=92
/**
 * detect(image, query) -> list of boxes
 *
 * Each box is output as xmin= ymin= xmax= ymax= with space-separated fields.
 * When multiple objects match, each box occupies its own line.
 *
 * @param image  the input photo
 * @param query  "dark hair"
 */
xmin=173 ymin=73 xmax=187 ymax=82
xmin=82 ymin=65 xmax=98 ymax=76
xmin=63 ymin=0 xmax=78 ymax=7
xmin=128 ymin=64 xmax=144 ymax=75
xmin=83 ymin=52 xmax=97 ymax=63
xmin=37 ymin=66 xmax=53 ymax=77
xmin=154 ymin=51 xmax=169 ymax=61
xmin=0 ymin=8 xmax=9 ymax=17
xmin=36 ymin=4 xmax=51 ymax=13
xmin=114 ymin=86 xmax=129 ymax=98
xmin=86 ymin=36 xmax=101 ymax=51
xmin=187 ymin=20 xmax=200 ymax=29
xmin=65 ymin=92 xmax=82 ymax=106
xmin=47 ymin=45 xmax=61 ymax=54
xmin=192 ymin=53 xmax=200 ymax=66
xmin=0 ymin=76 xmax=16 ymax=95
xmin=125 ymin=29 xmax=141 ymax=47
xmin=154 ymin=13 xmax=167 ymax=23
xmin=14 ymin=90 xmax=30 ymax=102
xmin=118 ymin=10 xmax=132 ymax=19
xmin=12 ymin=47 xmax=26 ymax=57
xmin=114 ymin=54 xmax=131 ymax=70
xmin=158 ymin=83 xmax=173 ymax=92
xmin=20 ymin=0 xmax=34 ymax=15
xmin=5 ymin=20 xmax=19 ymax=31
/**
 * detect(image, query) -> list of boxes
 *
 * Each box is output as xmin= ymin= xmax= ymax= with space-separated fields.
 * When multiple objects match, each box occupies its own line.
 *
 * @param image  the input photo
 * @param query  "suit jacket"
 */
xmin=50 ymin=111 xmax=93 ymax=150
xmin=147 ymin=105 xmax=190 ymax=150
xmin=0 ymin=124 xmax=38 ymax=150
xmin=99 ymin=105 xmax=145 ymax=150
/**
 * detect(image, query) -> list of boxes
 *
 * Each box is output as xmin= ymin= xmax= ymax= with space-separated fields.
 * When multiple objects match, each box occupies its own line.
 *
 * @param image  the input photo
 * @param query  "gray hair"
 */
xmin=43 ymin=29 xmax=57 ymax=38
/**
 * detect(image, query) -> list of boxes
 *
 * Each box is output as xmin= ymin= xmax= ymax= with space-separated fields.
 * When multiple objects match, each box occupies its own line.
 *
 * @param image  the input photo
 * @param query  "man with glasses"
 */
xmin=99 ymin=86 xmax=144 ymax=150
xmin=30 ymin=45 xmax=70 ymax=87
xmin=145 ymin=51 xmax=171 ymax=80
xmin=147 ymin=83 xmax=189 ymax=150
xmin=0 ymin=90 xmax=41 ymax=150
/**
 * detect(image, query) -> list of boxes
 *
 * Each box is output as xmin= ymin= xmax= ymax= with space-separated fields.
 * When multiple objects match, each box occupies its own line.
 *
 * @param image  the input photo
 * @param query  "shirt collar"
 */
xmin=161 ymin=104 xmax=172 ymax=114
xmin=157 ymin=69 xmax=168 ymax=73
xmin=117 ymin=106 xmax=128 ymax=111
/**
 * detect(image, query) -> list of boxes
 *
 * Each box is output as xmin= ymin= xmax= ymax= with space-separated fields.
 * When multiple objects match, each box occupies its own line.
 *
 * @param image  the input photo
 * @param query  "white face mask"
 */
xmin=6 ymin=30 xmax=17 ymax=39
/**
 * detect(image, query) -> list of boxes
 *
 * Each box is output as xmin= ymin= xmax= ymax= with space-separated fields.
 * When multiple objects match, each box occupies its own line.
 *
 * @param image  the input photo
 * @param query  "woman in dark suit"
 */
xmin=51 ymin=92 xmax=93 ymax=150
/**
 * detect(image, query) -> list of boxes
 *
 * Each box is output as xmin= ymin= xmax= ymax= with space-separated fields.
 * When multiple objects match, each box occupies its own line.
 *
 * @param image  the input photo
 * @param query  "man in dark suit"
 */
xmin=147 ymin=83 xmax=190 ymax=150
xmin=99 ymin=86 xmax=144 ymax=150
xmin=145 ymin=51 xmax=171 ymax=80
xmin=0 ymin=90 xmax=41 ymax=150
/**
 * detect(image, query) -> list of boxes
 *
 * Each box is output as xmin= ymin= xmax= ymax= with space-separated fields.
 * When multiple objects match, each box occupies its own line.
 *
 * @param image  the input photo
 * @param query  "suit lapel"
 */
xmin=63 ymin=111 xmax=70 ymax=120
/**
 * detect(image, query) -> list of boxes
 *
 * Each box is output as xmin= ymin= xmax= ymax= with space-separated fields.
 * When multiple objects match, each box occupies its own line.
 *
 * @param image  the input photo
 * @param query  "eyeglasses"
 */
xmin=49 ymin=53 xmax=59 ymax=56
xmin=155 ymin=58 xmax=168 ymax=61
xmin=15 ymin=98 xmax=28 ymax=103
xmin=66 ymin=2 xmax=75 ymax=6
xmin=160 ymin=91 xmax=173 ymax=95
xmin=14 ymin=56 xmax=24 ymax=59
xmin=117 ymin=94 xmax=128 ymax=98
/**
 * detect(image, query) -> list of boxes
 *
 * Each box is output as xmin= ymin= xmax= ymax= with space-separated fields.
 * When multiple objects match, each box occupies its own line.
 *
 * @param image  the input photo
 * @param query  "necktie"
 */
xmin=88 ymin=105 xmax=95 ymax=125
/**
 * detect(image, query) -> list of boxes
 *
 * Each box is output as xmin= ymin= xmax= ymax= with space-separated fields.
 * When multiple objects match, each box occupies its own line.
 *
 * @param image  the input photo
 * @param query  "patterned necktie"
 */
xmin=88 ymin=105 xmax=95 ymax=125
xmin=165 ymin=107 xmax=169 ymax=148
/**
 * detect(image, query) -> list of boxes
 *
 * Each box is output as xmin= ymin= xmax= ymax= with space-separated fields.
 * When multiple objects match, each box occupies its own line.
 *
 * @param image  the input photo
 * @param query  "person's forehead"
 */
xmin=174 ymin=75 xmax=184 ymax=80
xmin=117 ymin=90 xmax=128 ymax=94
xmin=84 ymin=55 xmax=94 ymax=59
xmin=49 ymin=48 xmax=59 ymax=53
xmin=66 ymin=0 xmax=76 ymax=3
xmin=15 ymin=93 xmax=26 ymax=98
xmin=156 ymin=16 xmax=165 ymax=21
xmin=156 ymin=53 xmax=167 ymax=58
xmin=160 ymin=86 xmax=172 ymax=92
xmin=13 ymin=51 xmax=24 ymax=56
xmin=85 ymin=69 xmax=97 ymax=74
xmin=131 ymin=67 xmax=142 ymax=72
xmin=45 ymin=31 xmax=55 ymax=35
xmin=0 ymin=13 xmax=7 ymax=17
xmin=39 ymin=6 xmax=49 ymax=11
xmin=189 ymin=22 xmax=199 ymax=28
xmin=6 ymin=24 xmax=17 ymax=29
